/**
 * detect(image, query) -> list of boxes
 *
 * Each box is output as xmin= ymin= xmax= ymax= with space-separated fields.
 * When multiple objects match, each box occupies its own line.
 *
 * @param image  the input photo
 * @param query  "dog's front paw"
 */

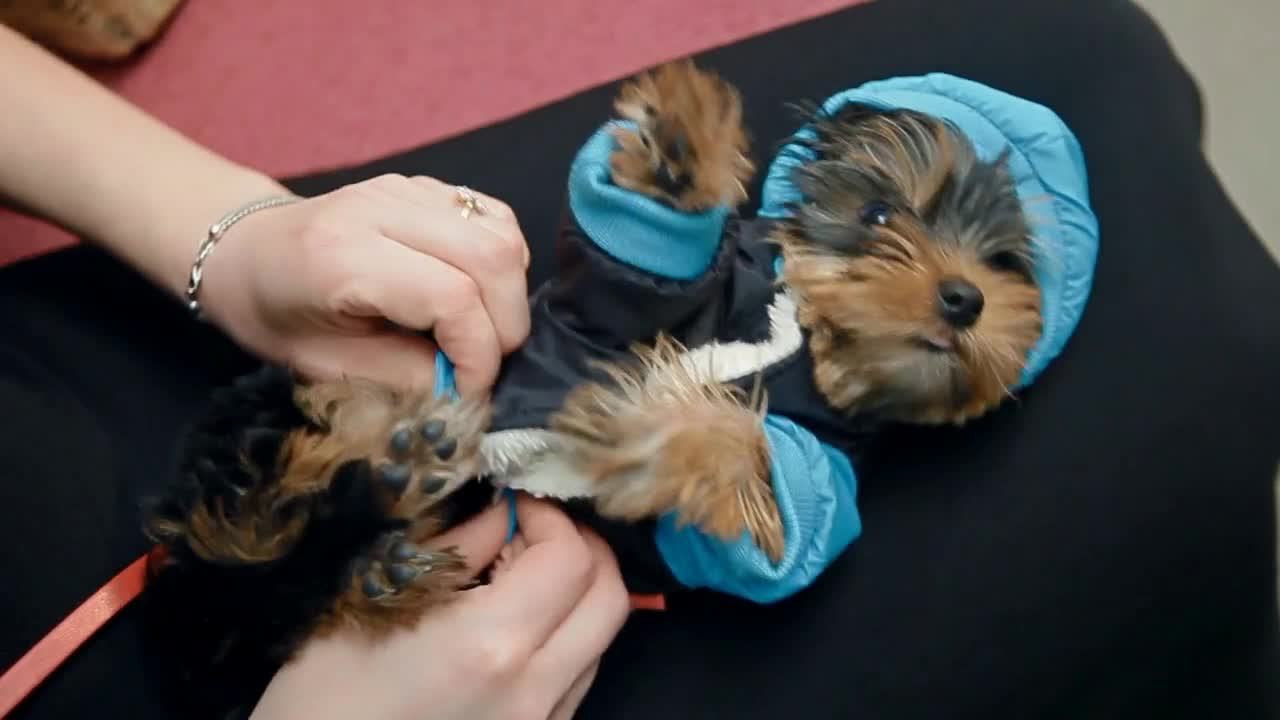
xmin=609 ymin=59 xmax=753 ymax=211
xmin=552 ymin=337 xmax=784 ymax=561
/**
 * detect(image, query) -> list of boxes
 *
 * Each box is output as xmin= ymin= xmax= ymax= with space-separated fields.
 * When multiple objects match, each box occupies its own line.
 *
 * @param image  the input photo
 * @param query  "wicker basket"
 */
xmin=0 ymin=0 xmax=184 ymax=61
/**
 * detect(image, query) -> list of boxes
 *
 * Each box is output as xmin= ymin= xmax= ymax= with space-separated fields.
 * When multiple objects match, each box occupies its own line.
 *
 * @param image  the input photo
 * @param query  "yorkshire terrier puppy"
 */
xmin=141 ymin=59 xmax=1048 ymax=718
xmin=775 ymin=102 xmax=1042 ymax=424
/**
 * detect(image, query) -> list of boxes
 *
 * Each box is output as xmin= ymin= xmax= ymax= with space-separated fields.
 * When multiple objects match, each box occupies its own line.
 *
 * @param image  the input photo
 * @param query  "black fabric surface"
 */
xmin=2 ymin=0 xmax=1277 ymax=717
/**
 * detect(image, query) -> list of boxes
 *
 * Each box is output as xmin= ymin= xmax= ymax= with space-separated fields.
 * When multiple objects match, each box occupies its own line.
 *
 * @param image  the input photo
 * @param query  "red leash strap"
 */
xmin=0 ymin=545 xmax=662 ymax=717
xmin=0 ymin=549 xmax=157 ymax=717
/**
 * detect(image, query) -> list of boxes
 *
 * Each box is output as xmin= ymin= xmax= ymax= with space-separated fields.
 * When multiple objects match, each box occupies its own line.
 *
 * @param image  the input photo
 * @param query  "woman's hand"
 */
xmin=250 ymin=495 xmax=631 ymax=720
xmin=199 ymin=174 xmax=531 ymax=395
xmin=0 ymin=28 xmax=529 ymax=396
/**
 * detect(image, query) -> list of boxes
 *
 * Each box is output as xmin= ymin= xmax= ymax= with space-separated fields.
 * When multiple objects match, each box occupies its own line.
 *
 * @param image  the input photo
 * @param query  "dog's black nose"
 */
xmin=937 ymin=278 xmax=984 ymax=328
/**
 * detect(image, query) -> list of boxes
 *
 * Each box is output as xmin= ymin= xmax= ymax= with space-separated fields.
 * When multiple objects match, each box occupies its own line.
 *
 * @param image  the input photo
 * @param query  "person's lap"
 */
xmin=2 ymin=0 xmax=1277 ymax=717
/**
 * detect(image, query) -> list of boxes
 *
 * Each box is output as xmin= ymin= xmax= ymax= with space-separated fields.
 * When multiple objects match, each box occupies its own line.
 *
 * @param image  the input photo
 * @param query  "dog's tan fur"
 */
xmin=314 ymin=527 xmax=468 ymax=640
xmin=149 ymin=378 xmax=489 ymax=631
xmin=610 ymin=59 xmax=754 ymax=211
xmin=289 ymin=380 xmax=491 ymax=516
xmin=552 ymin=336 xmax=782 ymax=561
xmin=777 ymin=218 xmax=1042 ymax=424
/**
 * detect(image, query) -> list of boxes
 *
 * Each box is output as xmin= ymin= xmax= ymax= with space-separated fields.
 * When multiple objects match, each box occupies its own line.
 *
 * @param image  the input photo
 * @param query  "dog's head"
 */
xmin=778 ymin=105 xmax=1043 ymax=425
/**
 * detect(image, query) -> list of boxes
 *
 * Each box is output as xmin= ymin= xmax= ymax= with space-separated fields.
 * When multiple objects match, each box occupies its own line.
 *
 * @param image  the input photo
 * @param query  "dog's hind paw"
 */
xmin=370 ymin=401 xmax=489 ymax=520
xmin=292 ymin=380 xmax=491 ymax=524
xmin=322 ymin=530 xmax=469 ymax=635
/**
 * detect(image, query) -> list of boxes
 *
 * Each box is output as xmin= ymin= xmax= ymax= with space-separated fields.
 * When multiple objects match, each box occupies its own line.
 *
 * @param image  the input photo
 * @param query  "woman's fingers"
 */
xmin=368 ymin=174 xmax=530 ymax=354
xmin=288 ymin=331 xmax=441 ymax=390
xmin=274 ymin=175 xmax=529 ymax=395
xmin=332 ymin=238 xmax=504 ymax=394
xmin=547 ymin=660 xmax=601 ymax=720
xmin=428 ymin=285 xmax=506 ymax=397
xmin=447 ymin=182 xmax=530 ymax=269
xmin=451 ymin=498 xmax=623 ymax=719
xmin=422 ymin=501 xmax=513 ymax=579
xmin=427 ymin=497 xmax=623 ymax=720
xmin=470 ymin=496 xmax=597 ymax=652
xmin=407 ymin=176 xmax=527 ymax=265
xmin=525 ymin=528 xmax=629 ymax=706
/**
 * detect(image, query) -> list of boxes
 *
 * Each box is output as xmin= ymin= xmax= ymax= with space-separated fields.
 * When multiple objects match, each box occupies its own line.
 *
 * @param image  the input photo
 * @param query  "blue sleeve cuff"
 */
xmin=567 ymin=121 xmax=729 ymax=280
xmin=654 ymin=414 xmax=861 ymax=604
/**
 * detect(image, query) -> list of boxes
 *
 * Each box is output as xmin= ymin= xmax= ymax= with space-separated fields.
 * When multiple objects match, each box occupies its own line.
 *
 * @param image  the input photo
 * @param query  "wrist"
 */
xmin=185 ymin=191 xmax=302 ymax=317
xmin=81 ymin=158 xmax=289 ymax=303
xmin=168 ymin=166 xmax=291 ymax=300
xmin=189 ymin=181 xmax=305 ymax=357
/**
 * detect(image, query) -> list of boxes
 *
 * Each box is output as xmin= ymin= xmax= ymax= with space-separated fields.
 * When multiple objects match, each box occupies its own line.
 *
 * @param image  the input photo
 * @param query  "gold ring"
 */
xmin=455 ymin=185 xmax=486 ymax=219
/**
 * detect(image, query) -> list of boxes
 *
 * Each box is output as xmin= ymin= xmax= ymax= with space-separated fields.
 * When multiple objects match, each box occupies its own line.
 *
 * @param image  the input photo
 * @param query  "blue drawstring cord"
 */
xmin=435 ymin=350 xmax=520 ymax=544
xmin=504 ymin=487 xmax=518 ymax=542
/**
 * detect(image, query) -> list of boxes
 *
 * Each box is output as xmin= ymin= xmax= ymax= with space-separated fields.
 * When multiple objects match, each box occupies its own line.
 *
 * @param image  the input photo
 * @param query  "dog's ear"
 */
xmin=806 ymin=101 xmax=880 ymax=148
xmin=828 ymin=101 xmax=885 ymax=127
xmin=989 ymin=147 xmax=1014 ymax=177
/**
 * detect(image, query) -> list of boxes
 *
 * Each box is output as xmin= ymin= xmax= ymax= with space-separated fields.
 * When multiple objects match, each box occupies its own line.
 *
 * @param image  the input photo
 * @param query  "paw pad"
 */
xmin=389 ymin=428 xmax=414 ymax=456
xmin=361 ymin=574 xmax=390 ymax=599
xmin=385 ymin=563 xmax=420 ymax=587
xmin=433 ymin=438 xmax=457 ymax=461
xmin=375 ymin=415 xmax=464 ymax=502
xmin=420 ymin=475 xmax=447 ymax=494
xmin=353 ymin=535 xmax=439 ymax=601
xmin=388 ymin=541 xmax=416 ymax=562
xmin=420 ymin=419 xmax=446 ymax=443
xmin=377 ymin=462 xmax=412 ymax=494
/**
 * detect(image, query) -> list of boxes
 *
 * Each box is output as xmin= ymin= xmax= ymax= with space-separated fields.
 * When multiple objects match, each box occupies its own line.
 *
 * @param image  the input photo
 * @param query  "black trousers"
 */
xmin=2 ymin=1 xmax=1277 ymax=718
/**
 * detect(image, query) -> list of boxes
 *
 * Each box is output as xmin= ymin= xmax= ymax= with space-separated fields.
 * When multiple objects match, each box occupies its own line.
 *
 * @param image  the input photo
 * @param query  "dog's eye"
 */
xmin=988 ymin=250 xmax=1031 ymax=276
xmin=860 ymin=201 xmax=891 ymax=226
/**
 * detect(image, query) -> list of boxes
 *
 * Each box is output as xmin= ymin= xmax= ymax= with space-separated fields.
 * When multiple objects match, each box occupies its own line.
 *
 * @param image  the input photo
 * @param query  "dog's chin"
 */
xmin=812 ymin=318 xmax=1037 ymax=426
xmin=863 ymin=343 xmax=971 ymax=425
xmin=853 ymin=333 xmax=1031 ymax=426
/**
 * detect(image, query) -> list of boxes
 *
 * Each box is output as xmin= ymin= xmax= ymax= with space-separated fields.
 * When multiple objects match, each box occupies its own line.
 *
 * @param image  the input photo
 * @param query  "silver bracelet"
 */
xmin=185 ymin=194 xmax=302 ymax=318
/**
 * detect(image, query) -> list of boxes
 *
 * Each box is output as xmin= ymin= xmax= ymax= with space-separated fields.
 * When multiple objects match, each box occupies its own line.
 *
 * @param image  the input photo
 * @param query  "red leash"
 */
xmin=0 ymin=546 xmax=663 ymax=717
xmin=0 ymin=550 xmax=156 ymax=717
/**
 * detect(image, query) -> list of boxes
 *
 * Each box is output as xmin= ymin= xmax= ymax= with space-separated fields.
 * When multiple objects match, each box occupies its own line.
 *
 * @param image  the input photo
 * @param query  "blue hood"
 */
xmin=760 ymin=73 xmax=1100 ymax=388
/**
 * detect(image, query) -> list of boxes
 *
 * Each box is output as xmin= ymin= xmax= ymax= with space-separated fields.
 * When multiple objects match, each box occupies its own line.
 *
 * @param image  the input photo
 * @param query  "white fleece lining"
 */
xmin=673 ymin=289 xmax=801 ymax=387
xmin=477 ymin=289 xmax=803 ymax=499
